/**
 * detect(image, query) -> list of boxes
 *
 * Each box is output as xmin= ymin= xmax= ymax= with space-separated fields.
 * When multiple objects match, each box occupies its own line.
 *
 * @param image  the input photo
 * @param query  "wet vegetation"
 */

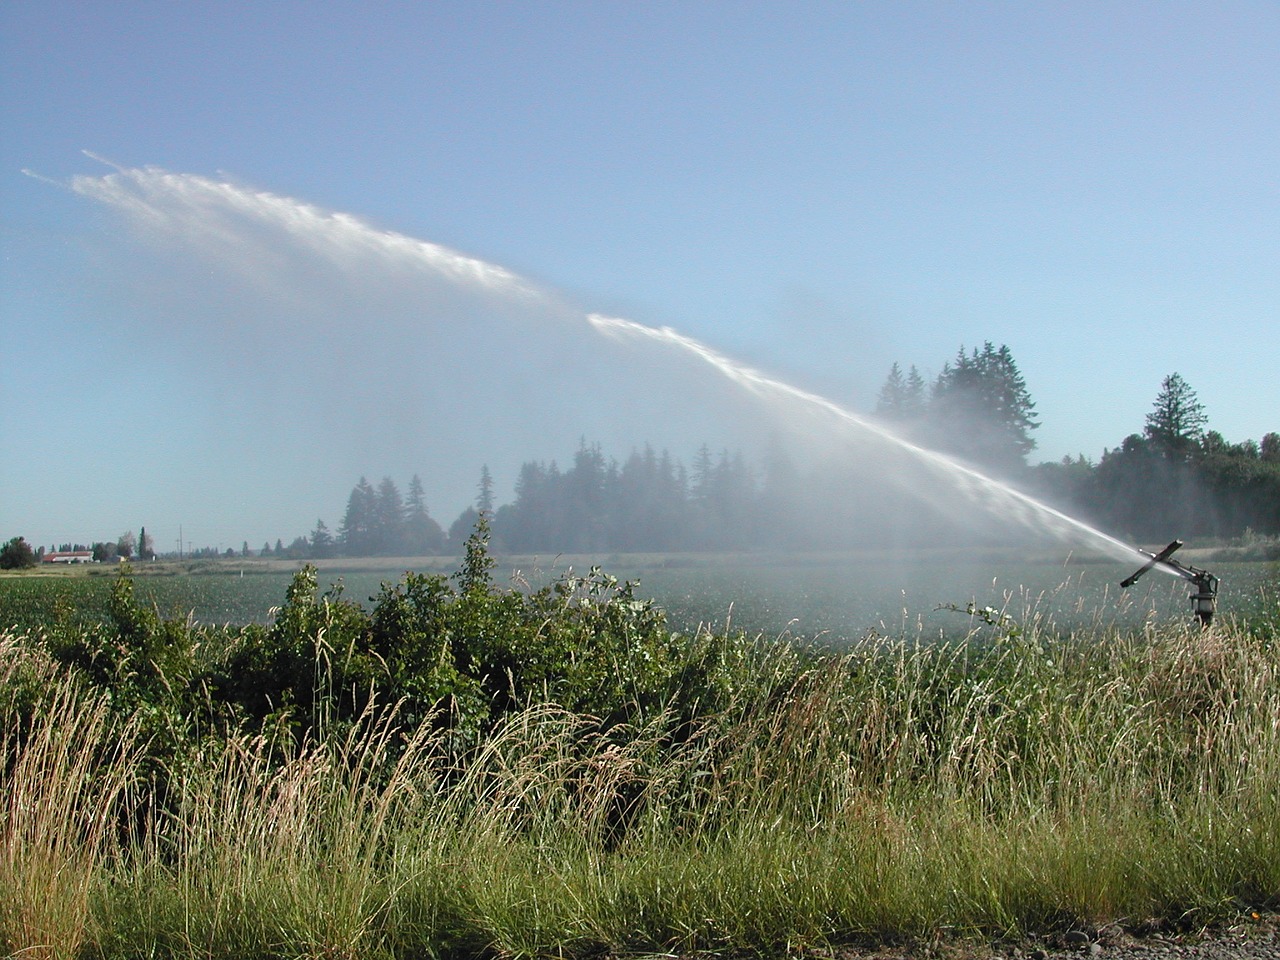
xmin=3 ymin=522 xmax=1278 ymax=958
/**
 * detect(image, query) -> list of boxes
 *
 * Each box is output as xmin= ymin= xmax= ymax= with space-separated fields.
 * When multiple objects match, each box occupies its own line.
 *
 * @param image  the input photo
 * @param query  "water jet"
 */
xmin=587 ymin=314 xmax=1152 ymax=567
xmin=60 ymin=160 xmax=1162 ymax=579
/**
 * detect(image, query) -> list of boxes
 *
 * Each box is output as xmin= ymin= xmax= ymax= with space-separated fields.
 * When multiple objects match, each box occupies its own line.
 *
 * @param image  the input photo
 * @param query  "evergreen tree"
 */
xmin=373 ymin=476 xmax=406 ymax=555
xmin=447 ymin=506 xmax=480 ymax=552
xmin=404 ymin=473 xmax=445 ymax=554
xmin=566 ymin=441 xmax=609 ymax=551
xmin=476 ymin=465 xmax=495 ymax=516
xmin=710 ymin=449 xmax=757 ymax=548
xmin=1144 ymin=372 xmax=1208 ymax=461
xmin=688 ymin=443 xmax=717 ymax=544
xmin=690 ymin=444 xmax=715 ymax=506
xmin=877 ymin=363 xmax=928 ymax=428
xmin=610 ymin=444 xmax=686 ymax=552
xmin=929 ymin=342 xmax=1039 ymax=472
xmin=309 ymin=519 xmax=334 ymax=558
xmin=501 ymin=461 xmax=550 ymax=551
xmin=339 ymin=476 xmax=377 ymax=556
xmin=1075 ymin=377 xmax=1226 ymax=540
xmin=875 ymin=362 xmax=907 ymax=417
xmin=904 ymin=365 xmax=927 ymax=419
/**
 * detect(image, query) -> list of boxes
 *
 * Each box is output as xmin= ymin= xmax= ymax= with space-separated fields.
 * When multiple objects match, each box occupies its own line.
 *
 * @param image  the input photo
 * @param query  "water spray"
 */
xmin=57 ymin=160 xmax=1173 ymax=575
xmin=587 ymin=313 xmax=1152 ymax=567
xmin=1120 ymin=539 xmax=1219 ymax=626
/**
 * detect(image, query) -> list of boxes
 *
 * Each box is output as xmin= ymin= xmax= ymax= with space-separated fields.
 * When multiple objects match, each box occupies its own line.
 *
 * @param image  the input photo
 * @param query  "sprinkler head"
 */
xmin=1189 ymin=569 xmax=1219 ymax=626
xmin=1120 ymin=538 xmax=1219 ymax=627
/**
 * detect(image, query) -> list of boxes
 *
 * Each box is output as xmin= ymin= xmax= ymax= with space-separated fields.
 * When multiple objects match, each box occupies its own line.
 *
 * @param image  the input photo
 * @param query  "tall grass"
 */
xmin=3 ymin=611 xmax=1278 ymax=958
xmin=0 ymin=634 xmax=143 ymax=959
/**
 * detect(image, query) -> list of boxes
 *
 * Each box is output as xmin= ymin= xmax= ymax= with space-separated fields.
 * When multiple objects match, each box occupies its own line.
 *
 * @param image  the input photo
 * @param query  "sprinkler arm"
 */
xmin=1120 ymin=539 xmax=1183 ymax=588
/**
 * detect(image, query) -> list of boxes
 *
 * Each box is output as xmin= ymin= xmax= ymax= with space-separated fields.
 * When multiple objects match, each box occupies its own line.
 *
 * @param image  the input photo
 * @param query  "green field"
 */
xmin=2 ymin=552 xmax=1276 ymax=640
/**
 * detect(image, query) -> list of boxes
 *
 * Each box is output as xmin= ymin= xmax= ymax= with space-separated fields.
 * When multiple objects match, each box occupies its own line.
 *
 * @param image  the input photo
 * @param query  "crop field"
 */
xmin=2 ymin=554 xmax=1275 ymax=640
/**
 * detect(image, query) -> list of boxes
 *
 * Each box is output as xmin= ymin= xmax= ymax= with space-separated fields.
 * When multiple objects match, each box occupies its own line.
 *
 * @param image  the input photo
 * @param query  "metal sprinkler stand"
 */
xmin=1120 ymin=539 xmax=1220 ymax=626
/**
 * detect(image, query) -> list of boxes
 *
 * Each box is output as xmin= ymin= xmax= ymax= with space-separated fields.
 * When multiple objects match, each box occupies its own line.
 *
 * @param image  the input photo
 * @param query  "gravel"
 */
xmin=1010 ymin=920 xmax=1280 ymax=960
xmin=810 ymin=915 xmax=1280 ymax=960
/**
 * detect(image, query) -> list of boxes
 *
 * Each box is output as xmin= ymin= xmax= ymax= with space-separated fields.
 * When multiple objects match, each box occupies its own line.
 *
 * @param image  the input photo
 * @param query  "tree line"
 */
xmin=301 ymin=447 xmax=761 ymax=559
xmin=1 ymin=528 xmax=156 ymax=569
xmin=6 ymin=345 xmax=1275 ymax=564
xmin=873 ymin=352 xmax=1279 ymax=544
xmin=275 ymin=347 xmax=1280 ymax=558
xmin=875 ymin=341 xmax=1040 ymax=473
xmin=1032 ymin=372 xmax=1280 ymax=542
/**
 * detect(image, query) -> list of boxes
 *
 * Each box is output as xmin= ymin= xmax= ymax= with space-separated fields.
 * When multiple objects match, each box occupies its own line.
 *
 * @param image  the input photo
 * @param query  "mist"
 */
xmin=42 ymin=161 xmax=1145 ymax=565
xmin=52 ymin=162 xmax=786 ymax=547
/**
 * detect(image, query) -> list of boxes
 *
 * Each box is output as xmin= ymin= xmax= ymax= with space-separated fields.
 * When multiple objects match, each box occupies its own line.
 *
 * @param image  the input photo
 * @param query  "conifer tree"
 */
xmin=339 ymin=476 xmax=377 ymax=556
xmin=404 ymin=474 xmax=445 ymax=554
xmin=1144 ymin=372 xmax=1208 ymax=461
xmin=476 ymin=465 xmax=495 ymax=516
xmin=929 ymin=342 xmax=1039 ymax=472
xmin=309 ymin=519 xmax=334 ymax=558
xmin=876 ymin=363 xmax=928 ymax=429
xmin=373 ymin=477 xmax=406 ymax=555
xmin=875 ymin=362 xmax=907 ymax=417
xmin=904 ymin=365 xmax=927 ymax=419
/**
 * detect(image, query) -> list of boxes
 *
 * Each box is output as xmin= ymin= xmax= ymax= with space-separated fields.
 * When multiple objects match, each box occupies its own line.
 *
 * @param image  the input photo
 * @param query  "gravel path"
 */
xmin=1009 ymin=921 xmax=1280 ymax=960
xmin=814 ymin=917 xmax=1280 ymax=960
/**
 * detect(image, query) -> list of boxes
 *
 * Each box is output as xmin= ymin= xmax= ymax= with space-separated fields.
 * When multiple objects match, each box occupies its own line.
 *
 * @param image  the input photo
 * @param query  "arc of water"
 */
xmin=587 ymin=314 xmax=1151 ymax=567
xmin=61 ymin=159 xmax=1156 ymax=570
xmin=64 ymin=158 xmax=543 ymax=301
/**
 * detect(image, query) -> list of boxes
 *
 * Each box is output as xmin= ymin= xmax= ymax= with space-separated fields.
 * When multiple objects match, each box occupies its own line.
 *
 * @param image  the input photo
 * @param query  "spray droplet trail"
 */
xmin=588 ymin=314 xmax=1151 ymax=567
xmin=61 ymin=159 xmax=1157 ymax=570
xmin=66 ymin=161 xmax=546 ymax=301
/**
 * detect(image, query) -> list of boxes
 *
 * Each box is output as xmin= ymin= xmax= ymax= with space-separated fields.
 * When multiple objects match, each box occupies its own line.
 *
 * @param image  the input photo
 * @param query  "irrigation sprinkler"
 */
xmin=1120 ymin=539 xmax=1220 ymax=626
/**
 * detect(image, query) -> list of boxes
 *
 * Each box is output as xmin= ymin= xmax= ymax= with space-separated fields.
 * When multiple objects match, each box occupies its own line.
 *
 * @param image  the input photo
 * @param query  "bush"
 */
xmin=0 ymin=536 xmax=37 ymax=570
xmin=32 ymin=518 xmax=772 ymax=758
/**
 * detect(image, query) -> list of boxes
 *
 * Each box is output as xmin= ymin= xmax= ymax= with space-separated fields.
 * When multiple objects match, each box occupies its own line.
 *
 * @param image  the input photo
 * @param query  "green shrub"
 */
xmin=31 ymin=519 xmax=768 ymax=758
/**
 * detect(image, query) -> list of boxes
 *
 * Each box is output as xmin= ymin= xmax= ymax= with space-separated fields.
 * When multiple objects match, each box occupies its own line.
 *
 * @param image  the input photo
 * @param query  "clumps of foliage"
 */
xmin=29 ymin=519 xmax=766 ymax=764
xmin=0 ymin=536 xmax=37 ymax=569
xmin=3 ymin=522 xmax=1279 ymax=958
xmin=1203 ymin=530 xmax=1280 ymax=562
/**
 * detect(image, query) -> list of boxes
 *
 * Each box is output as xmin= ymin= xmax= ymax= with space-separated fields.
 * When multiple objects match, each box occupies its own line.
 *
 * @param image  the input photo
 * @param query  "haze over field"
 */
xmin=3 ymin=3 xmax=1278 ymax=551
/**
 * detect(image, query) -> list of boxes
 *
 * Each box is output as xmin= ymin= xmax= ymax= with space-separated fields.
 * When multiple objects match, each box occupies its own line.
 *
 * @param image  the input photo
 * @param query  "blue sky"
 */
xmin=3 ymin=1 xmax=1278 ymax=552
